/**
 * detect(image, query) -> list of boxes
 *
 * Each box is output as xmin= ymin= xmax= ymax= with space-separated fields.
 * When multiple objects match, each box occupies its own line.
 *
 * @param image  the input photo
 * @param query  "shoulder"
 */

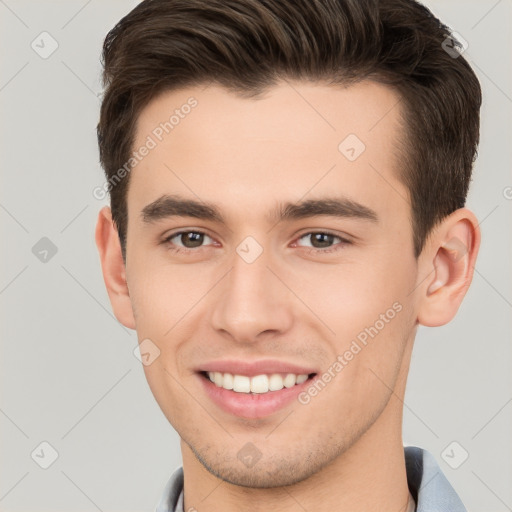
xmin=405 ymin=446 xmax=467 ymax=512
xmin=155 ymin=466 xmax=184 ymax=512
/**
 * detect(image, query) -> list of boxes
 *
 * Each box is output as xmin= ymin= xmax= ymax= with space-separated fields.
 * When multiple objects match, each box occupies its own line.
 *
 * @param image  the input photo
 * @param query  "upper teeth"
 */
xmin=207 ymin=372 xmax=309 ymax=393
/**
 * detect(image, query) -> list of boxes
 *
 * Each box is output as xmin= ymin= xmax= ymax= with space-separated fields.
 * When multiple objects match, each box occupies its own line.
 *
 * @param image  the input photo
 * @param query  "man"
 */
xmin=94 ymin=0 xmax=481 ymax=510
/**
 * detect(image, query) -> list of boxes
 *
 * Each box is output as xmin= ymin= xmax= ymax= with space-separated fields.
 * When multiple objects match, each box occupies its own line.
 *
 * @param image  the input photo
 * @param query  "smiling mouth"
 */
xmin=200 ymin=371 xmax=317 ymax=394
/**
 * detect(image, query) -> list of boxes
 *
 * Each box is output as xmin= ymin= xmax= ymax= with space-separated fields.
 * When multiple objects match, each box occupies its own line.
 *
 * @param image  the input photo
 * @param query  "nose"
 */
xmin=210 ymin=245 xmax=293 ymax=344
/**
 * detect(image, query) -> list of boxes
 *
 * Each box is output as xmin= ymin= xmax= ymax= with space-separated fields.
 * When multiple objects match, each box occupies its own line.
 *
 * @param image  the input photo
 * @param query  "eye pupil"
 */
xmin=182 ymin=232 xmax=204 ymax=248
xmin=311 ymin=233 xmax=334 ymax=248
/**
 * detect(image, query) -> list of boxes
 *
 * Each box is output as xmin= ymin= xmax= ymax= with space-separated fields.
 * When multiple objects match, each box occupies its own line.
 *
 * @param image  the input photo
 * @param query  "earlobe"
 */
xmin=417 ymin=208 xmax=481 ymax=327
xmin=95 ymin=206 xmax=136 ymax=330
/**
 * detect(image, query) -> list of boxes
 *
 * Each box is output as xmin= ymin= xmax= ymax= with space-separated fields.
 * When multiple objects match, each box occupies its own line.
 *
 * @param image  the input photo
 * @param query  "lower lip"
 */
xmin=198 ymin=373 xmax=315 ymax=419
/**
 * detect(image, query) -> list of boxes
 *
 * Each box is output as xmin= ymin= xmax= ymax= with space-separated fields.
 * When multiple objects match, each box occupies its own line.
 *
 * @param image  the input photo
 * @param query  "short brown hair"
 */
xmin=97 ymin=0 xmax=481 ymax=259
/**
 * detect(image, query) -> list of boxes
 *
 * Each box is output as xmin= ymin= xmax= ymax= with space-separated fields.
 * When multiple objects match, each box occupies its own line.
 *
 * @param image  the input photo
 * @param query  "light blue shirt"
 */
xmin=155 ymin=446 xmax=466 ymax=512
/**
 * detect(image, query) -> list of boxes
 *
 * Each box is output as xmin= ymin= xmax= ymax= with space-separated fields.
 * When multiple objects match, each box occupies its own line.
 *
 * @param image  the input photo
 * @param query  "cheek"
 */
xmin=312 ymin=256 xmax=412 ymax=334
xmin=127 ymin=259 xmax=210 ymax=332
xmin=304 ymin=306 xmax=412 ymax=432
xmin=140 ymin=362 xmax=190 ymax=433
xmin=310 ymin=253 xmax=415 ymax=392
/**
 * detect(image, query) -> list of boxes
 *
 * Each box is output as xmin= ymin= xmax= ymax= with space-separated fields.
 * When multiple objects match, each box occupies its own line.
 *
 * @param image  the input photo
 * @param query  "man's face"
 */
xmin=124 ymin=80 xmax=419 ymax=486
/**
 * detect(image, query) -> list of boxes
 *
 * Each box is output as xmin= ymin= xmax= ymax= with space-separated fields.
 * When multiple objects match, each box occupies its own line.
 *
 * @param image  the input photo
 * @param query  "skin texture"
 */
xmin=96 ymin=80 xmax=480 ymax=512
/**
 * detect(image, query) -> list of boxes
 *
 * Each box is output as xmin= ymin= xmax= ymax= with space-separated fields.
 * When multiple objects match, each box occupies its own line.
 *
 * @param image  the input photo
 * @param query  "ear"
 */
xmin=95 ymin=206 xmax=136 ymax=329
xmin=416 ymin=208 xmax=481 ymax=327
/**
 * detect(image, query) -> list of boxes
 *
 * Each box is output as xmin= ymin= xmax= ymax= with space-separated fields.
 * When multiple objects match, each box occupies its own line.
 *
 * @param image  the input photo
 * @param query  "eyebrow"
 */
xmin=141 ymin=194 xmax=378 ymax=225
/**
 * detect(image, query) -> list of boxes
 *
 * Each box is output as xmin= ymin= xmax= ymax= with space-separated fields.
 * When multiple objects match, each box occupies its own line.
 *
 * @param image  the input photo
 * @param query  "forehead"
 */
xmin=127 ymin=79 xmax=408 ymax=225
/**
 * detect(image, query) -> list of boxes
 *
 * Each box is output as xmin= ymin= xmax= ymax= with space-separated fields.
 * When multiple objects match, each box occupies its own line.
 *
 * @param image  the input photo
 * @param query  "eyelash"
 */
xmin=162 ymin=230 xmax=352 ymax=255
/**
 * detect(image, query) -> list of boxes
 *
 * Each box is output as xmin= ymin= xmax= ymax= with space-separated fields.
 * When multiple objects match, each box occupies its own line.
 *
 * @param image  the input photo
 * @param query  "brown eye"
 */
xmin=179 ymin=232 xmax=204 ymax=248
xmin=309 ymin=233 xmax=336 ymax=248
xmin=294 ymin=231 xmax=352 ymax=254
xmin=164 ymin=230 xmax=214 ymax=251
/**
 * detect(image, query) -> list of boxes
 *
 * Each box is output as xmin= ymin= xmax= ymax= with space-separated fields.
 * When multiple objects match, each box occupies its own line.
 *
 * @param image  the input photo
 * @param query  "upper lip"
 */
xmin=197 ymin=359 xmax=318 ymax=377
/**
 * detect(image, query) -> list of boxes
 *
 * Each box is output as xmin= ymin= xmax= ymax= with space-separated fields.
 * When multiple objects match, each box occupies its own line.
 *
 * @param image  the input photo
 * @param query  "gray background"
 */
xmin=1 ymin=0 xmax=511 ymax=511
